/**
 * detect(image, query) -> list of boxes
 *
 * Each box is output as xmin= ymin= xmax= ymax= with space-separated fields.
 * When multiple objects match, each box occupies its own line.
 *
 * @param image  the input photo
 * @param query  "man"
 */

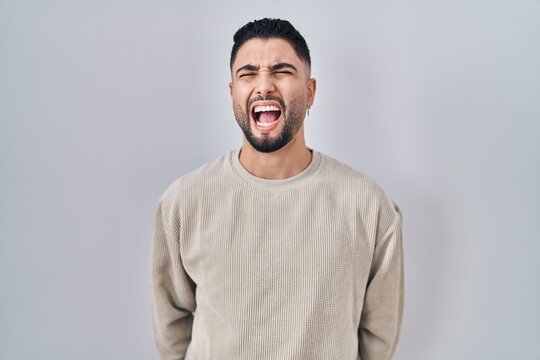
xmin=151 ymin=18 xmax=404 ymax=360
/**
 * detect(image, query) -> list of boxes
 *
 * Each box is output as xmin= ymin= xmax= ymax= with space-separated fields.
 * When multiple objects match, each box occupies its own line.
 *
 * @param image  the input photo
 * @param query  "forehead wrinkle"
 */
xmin=232 ymin=38 xmax=311 ymax=77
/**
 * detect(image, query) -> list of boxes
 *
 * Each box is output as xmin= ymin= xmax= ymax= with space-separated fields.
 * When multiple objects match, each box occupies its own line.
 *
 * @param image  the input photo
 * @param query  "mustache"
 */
xmin=248 ymin=96 xmax=286 ymax=110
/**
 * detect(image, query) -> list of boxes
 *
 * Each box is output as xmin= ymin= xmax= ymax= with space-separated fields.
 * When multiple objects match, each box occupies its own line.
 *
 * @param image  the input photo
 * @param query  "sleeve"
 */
xmin=358 ymin=203 xmax=404 ymax=360
xmin=150 ymin=198 xmax=197 ymax=360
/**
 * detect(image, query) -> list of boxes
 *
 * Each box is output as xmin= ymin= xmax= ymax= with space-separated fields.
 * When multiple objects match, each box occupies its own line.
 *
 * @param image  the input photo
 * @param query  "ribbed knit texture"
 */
xmin=151 ymin=150 xmax=404 ymax=360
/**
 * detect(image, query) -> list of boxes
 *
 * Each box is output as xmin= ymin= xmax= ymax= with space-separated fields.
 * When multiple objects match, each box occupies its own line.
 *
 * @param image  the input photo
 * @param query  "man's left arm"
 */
xmin=358 ymin=203 xmax=404 ymax=360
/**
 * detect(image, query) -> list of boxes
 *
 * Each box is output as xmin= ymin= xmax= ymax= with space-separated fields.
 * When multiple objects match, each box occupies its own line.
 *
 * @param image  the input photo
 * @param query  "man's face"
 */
xmin=229 ymin=38 xmax=316 ymax=153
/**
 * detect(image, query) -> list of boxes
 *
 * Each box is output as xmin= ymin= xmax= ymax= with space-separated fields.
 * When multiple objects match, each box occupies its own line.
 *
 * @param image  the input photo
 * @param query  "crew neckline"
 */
xmin=229 ymin=148 xmax=322 ymax=191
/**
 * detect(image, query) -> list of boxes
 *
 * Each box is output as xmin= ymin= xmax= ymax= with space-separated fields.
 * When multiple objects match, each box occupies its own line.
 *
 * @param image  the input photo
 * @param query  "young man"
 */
xmin=151 ymin=18 xmax=404 ymax=360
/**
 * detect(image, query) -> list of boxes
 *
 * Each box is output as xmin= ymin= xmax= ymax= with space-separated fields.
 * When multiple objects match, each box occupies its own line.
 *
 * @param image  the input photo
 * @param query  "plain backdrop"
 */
xmin=1 ymin=1 xmax=539 ymax=359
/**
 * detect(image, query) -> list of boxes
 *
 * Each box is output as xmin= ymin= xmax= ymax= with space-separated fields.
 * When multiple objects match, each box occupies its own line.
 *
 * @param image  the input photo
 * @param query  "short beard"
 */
xmin=233 ymin=95 xmax=306 ymax=153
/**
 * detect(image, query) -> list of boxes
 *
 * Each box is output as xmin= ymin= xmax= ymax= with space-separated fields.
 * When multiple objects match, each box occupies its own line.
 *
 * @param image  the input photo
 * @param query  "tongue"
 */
xmin=259 ymin=111 xmax=279 ymax=123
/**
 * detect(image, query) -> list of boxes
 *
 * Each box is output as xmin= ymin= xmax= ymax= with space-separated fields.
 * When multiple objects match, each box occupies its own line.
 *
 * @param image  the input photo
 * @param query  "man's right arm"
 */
xmin=151 ymin=198 xmax=196 ymax=360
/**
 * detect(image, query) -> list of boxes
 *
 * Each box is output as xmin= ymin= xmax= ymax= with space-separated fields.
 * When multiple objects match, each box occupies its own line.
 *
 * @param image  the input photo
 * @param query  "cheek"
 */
xmin=279 ymin=82 xmax=307 ymax=101
xmin=232 ymin=84 xmax=253 ymax=102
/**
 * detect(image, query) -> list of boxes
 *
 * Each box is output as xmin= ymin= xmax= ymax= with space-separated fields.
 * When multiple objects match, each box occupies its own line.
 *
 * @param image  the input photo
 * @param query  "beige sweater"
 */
xmin=151 ymin=149 xmax=404 ymax=360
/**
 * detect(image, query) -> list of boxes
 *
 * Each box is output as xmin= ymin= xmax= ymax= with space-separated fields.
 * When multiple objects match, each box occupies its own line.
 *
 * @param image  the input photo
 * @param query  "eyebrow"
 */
xmin=235 ymin=62 xmax=298 ymax=76
xmin=235 ymin=64 xmax=259 ymax=76
xmin=270 ymin=63 xmax=297 ymax=72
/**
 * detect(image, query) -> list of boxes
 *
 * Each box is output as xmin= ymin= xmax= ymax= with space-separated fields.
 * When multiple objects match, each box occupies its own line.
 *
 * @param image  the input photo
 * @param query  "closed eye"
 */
xmin=273 ymin=70 xmax=294 ymax=78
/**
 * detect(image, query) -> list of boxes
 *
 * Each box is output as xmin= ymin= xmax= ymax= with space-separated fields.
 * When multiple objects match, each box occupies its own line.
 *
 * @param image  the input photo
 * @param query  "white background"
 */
xmin=1 ymin=1 xmax=539 ymax=359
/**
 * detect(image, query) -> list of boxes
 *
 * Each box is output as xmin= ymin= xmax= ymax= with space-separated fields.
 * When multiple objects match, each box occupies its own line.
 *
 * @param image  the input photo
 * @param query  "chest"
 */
xmin=179 ymin=189 xmax=373 ymax=295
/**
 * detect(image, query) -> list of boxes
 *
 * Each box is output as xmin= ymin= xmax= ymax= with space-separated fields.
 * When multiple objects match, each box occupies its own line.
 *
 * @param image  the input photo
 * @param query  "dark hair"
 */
xmin=230 ymin=18 xmax=311 ymax=70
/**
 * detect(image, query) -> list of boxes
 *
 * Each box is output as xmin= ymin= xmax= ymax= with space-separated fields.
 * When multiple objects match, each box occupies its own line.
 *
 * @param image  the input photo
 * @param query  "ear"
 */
xmin=306 ymin=78 xmax=317 ymax=107
xmin=229 ymin=82 xmax=234 ymax=98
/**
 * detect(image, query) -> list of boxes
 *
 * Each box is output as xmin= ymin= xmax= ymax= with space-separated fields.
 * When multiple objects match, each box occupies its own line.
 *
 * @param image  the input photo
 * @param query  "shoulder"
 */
xmin=317 ymin=152 xmax=401 ymax=226
xmin=157 ymin=152 xmax=232 ymax=210
xmin=318 ymin=152 xmax=388 ymax=199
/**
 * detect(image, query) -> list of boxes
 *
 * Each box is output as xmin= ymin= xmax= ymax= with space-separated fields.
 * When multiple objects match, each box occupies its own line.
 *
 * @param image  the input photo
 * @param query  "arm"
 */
xmin=151 ymin=199 xmax=196 ymax=360
xmin=358 ymin=204 xmax=404 ymax=360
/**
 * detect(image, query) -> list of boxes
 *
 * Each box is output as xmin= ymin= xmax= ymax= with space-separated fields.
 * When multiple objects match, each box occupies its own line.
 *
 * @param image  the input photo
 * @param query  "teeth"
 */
xmin=256 ymin=121 xmax=275 ymax=127
xmin=254 ymin=105 xmax=280 ymax=113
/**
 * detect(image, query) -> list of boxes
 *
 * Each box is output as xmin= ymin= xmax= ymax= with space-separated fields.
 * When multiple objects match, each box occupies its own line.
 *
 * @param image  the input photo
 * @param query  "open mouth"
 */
xmin=250 ymin=102 xmax=283 ymax=131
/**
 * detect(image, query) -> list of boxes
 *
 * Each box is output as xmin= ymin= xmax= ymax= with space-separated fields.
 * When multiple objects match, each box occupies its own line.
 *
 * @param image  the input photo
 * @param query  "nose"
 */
xmin=255 ymin=73 xmax=275 ymax=98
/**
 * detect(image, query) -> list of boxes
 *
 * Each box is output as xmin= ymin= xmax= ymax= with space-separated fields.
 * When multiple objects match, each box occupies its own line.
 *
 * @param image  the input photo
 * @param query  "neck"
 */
xmin=239 ymin=128 xmax=312 ymax=180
